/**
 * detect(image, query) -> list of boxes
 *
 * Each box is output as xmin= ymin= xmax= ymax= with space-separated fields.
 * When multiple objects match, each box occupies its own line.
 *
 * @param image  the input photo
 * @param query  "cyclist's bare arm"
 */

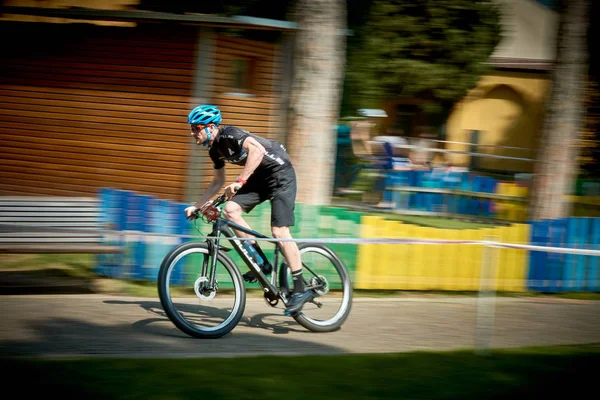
xmin=224 ymin=137 xmax=266 ymax=198
xmin=239 ymin=137 xmax=266 ymax=181
xmin=185 ymin=168 xmax=226 ymax=218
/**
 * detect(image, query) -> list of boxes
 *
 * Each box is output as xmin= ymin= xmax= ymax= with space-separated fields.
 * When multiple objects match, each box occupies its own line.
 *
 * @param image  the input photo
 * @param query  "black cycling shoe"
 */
xmin=242 ymin=263 xmax=273 ymax=283
xmin=284 ymin=290 xmax=315 ymax=315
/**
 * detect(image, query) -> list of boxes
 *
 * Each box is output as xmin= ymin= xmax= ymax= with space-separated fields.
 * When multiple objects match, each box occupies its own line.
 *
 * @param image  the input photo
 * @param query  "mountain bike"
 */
xmin=157 ymin=193 xmax=353 ymax=339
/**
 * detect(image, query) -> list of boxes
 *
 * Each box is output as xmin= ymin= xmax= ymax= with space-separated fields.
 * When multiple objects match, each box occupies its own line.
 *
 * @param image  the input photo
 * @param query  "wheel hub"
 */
xmin=194 ymin=276 xmax=216 ymax=301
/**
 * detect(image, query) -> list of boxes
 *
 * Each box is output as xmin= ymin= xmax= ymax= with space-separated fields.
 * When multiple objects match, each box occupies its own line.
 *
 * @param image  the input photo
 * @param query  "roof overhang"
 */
xmin=0 ymin=6 xmax=299 ymax=31
xmin=488 ymin=57 xmax=554 ymax=71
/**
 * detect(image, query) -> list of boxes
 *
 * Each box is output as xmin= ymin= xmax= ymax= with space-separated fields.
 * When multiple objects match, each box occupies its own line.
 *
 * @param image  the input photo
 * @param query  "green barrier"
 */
xmin=317 ymin=206 xmax=361 ymax=285
xmin=293 ymin=203 xmax=321 ymax=240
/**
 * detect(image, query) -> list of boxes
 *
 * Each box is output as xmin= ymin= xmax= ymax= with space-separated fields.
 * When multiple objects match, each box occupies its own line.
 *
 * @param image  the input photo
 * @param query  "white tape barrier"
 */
xmin=489 ymin=242 xmax=600 ymax=256
xmin=5 ymin=223 xmax=600 ymax=257
xmin=387 ymin=144 xmax=535 ymax=162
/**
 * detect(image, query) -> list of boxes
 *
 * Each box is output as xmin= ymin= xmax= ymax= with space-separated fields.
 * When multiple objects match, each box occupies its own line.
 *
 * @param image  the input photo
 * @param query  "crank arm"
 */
xmin=309 ymin=298 xmax=323 ymax=308
xmin=305 ymin=284 xmax=323 ymax=291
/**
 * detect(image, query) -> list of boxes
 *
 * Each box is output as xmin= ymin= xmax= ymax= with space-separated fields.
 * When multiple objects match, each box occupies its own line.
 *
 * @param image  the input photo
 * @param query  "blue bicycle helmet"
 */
xmin=188 ymin=105 xmax=222 ymax=126
xmin=188 ymin=105 xmax=222 ymax=146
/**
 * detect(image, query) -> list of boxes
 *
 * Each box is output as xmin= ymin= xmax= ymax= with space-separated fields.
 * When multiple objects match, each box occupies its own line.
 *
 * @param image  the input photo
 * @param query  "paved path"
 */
xmin=1 ymin=295 xmax=599 ymax=358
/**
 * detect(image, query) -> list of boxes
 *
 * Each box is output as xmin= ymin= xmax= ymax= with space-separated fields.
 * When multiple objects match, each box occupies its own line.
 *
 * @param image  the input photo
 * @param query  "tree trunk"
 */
xmin=530 ymin=0 xmax=589 ymax=220
xmin=286 ymin=0 xmax=347 ymax=205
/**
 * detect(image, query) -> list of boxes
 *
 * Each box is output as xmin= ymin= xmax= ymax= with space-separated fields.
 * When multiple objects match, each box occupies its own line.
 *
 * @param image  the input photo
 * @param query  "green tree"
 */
xmin=344 ymin=0 xmax=501 ymax=129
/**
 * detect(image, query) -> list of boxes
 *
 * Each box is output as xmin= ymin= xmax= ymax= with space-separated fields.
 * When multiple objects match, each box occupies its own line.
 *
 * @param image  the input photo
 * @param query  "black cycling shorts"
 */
xmin=230 ymin=167 xmax=297 ymax=227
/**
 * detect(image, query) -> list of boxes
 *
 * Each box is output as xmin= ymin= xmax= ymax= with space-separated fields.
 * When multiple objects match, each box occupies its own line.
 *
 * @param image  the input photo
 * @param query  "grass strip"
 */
xmin=3 ymin=345 xmax=598 ymax=399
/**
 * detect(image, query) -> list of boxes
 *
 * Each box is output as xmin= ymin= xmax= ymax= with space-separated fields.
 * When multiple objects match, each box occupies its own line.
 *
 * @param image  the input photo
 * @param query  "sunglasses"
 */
xmin=190 ymin=124 xmax=206 ymax=132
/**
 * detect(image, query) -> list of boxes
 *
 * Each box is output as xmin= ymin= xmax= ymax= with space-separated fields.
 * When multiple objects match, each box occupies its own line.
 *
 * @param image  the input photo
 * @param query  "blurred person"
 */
xmin=408 ymin=126 xmax=437 ymax=170
xmin=372 ymin=131 xmax=412 ymax=170
xmin=183 ymin=105 xmax=313 ymax=315
xmin=349 ymin=109 xmax=388 ymax=158
xmin=345 ymin=110 xmax=394 ymax=203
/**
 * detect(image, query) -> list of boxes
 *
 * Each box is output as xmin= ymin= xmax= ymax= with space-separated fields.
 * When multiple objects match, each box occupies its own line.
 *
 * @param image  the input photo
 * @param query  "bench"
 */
xmin=0 ymin=196 xmax=124 ymax=254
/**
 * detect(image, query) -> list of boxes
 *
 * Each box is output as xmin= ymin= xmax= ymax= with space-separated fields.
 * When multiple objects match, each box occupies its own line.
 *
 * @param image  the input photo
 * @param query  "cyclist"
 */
xmin=184 ymin=104 xmax=313 ymax=315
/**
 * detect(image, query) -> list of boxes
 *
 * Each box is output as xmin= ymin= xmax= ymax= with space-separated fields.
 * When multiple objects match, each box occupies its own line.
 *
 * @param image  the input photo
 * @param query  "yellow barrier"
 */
xmin=354 ymin=215 xmax=379 ymax=289
xmin=498 ymin=223 xmax=530 ymax=292
xmin=355 ymin=217 xmax=530 ymax=291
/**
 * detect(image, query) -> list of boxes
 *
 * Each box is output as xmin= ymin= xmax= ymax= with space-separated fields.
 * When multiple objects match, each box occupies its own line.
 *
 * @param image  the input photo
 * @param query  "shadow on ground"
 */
xmin=0 ymin=295 xmax=345 ymax=358
xmin=0 ymin=269 xmax=96 ymax=295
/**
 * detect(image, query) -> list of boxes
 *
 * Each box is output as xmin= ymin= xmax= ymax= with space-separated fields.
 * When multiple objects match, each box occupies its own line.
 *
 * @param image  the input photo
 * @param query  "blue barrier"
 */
xmin=384 ymin=170 xmax=494 ymax=216
xmin=96 ymin=188 xmax=127 ymax=277
xmin=590 ymin=219 xmax=600 ymax=291
xmin=528 ymin=217 xmax=600 ymax=293
xmin=383 ymin=170 xmax=528 ymax=220
xmin=124 ymin=192 xmax=150 ymax=280
xmin=528 ymin=220 xmax=549 ymax=292
xmin=547 ymin=218 xmax=567 ymax=292
xmin=96 ymin=188 xmax=191 ymax=282
xmin=143 ymin=198 xmax=187 ymax=282
xmin=565 ymin=217 xmax=588 ymax=291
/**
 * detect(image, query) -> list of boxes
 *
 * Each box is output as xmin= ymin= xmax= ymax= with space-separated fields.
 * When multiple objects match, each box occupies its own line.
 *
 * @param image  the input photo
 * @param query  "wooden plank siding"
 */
xmin=0 ymin=22 xmax=196 ymax=200
xmin=0 ymin=22 xmax=288 ymax=203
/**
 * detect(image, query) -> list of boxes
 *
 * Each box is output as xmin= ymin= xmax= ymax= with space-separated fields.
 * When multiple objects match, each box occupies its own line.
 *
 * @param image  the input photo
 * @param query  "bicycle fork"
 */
xmin=197 ymin=229 xmax=222 ymax=295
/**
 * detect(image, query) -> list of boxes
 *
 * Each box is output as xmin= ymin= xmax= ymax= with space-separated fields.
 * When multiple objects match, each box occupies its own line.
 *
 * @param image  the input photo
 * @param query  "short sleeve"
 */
xmin=209 ymin=147 xmax=225 ymax=170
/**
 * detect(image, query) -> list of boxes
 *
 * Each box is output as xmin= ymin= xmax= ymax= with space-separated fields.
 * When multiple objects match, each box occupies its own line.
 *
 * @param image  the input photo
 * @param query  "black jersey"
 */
xmin=209 ymin=126 xmax=291 ymax=173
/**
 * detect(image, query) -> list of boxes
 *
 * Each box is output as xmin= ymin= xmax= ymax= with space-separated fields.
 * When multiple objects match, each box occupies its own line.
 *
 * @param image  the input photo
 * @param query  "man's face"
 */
xmin=190 ymin=124 xmax=213 ymax=145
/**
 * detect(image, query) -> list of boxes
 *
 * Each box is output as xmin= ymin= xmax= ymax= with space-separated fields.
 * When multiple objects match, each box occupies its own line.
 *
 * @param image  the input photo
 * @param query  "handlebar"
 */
xmin=190 ymin=193 xmax=228 ymax=222
xmin=212 ymin=193 xmax=228 ymax=208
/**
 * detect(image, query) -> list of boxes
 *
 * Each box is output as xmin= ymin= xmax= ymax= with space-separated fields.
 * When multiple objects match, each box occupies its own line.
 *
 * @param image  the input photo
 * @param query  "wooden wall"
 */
xmin=0 ymin=22 xmax=194 ymax=200
xmin=0 ymin=22 xmax=287 ymax=202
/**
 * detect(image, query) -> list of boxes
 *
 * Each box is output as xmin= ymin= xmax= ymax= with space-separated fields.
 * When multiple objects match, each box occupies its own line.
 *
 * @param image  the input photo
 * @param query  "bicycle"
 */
xmin=157 ymin=193 xmax=353 ymax=339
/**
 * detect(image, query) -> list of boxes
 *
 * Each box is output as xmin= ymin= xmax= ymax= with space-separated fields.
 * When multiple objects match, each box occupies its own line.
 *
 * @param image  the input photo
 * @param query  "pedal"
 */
xmin=264 ymin=293 xmax=279 ymax=307
xmin=242 ymin=273 xmax=258 ymax=284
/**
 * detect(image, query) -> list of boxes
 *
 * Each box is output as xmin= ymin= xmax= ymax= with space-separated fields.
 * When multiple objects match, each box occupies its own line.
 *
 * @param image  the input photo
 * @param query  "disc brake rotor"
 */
xmin=310 ymin=275 xmax=329 ymax=296
xmin=194 ymin=276 xmax=216 ymax=301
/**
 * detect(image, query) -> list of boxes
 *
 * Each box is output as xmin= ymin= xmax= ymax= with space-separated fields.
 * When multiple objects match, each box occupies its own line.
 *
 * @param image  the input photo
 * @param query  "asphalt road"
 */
xmin=1 ymin=294 xmax=599 ymax=358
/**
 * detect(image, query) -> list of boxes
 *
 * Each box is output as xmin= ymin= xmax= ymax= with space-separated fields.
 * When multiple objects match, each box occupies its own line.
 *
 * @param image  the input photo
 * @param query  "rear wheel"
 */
xmin=157 ymin=241 xmax=246 ymax=339
xmin=281 ymin=243 xmax=353 ymax=332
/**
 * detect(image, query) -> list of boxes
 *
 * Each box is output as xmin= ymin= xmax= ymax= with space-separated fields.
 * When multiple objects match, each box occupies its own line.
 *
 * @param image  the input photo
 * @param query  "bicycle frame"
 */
xmin=202 ymin=217 xmax=284 ymax=301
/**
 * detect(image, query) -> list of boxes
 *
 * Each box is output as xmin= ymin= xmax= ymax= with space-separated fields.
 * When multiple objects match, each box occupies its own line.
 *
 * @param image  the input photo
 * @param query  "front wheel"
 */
xmin=281 ymin=243 xmax=353 ymax=332
xmin=157 ymin=241 xmax=246 ymax=339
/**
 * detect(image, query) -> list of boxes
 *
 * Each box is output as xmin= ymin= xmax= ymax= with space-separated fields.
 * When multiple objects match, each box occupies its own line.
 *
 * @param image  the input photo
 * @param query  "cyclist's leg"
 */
xmin=223 ymin=199 xmax=256 ymax=238
xmin=224 ymin=176 xmax=264 ymax=239
xmin=269 ymin=168 xmax=313 ymax=313
xmin=272 ymin=225 xmax=302 ymax=273
xmin=269 ymin=168 xmax=300 ymax=274
xmin=272 ymin=224 xmax=313 ymax=314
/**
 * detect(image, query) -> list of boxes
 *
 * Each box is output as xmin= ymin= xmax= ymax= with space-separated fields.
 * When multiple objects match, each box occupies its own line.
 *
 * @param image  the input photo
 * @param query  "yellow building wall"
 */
xmin=445 ymin=70 xmax=551 ymax=173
